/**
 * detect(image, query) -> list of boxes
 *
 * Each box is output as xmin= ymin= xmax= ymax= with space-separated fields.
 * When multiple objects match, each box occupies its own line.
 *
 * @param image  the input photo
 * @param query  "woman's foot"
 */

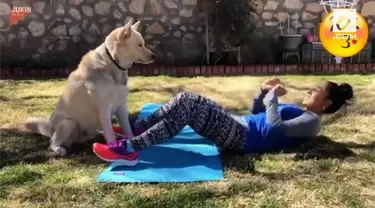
xmin=92 ymin=139 xmax=139 ymax=166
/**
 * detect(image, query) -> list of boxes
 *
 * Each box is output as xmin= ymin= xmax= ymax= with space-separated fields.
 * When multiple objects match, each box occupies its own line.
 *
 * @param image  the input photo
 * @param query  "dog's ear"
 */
xmin=125 ymin=17 xmax=134 ymax=27
xmin=117 ymin=18 xmax=134 ymax=40
xmin=117 ymin=26 xmax=131 ymax=39
xmin=131 ymin=21 xmax=141 ymax=32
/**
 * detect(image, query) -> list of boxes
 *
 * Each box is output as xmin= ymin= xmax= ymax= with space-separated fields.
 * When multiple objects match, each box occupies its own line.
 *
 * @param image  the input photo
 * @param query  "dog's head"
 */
xmin=107 ymin=18 xmax=155 ymax=64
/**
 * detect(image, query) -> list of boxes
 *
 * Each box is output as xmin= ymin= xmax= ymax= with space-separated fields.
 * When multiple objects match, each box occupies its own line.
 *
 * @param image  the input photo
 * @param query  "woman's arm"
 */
xmin=250 ymin=87 xmax=268 ymax=114
xmin=263 ymin=88 xmax=321 ymax=138
xmin=251 ymin=76 xmax=282 ymax=114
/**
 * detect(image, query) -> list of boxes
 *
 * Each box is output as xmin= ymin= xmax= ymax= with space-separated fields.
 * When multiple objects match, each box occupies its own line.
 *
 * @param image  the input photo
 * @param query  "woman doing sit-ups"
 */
xmin=92 ymin=77 xmax=353 ymax=165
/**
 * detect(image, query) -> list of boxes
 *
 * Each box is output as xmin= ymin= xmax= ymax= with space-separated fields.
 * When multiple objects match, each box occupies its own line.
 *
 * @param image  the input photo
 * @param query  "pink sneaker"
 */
xmin=92 ymin=139 xmax=138 ymax=166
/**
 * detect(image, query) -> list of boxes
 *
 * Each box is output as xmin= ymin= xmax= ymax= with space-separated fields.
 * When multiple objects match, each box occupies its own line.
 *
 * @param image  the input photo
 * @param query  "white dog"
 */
xmin=24 ymin=18 xmax=155 ymax=156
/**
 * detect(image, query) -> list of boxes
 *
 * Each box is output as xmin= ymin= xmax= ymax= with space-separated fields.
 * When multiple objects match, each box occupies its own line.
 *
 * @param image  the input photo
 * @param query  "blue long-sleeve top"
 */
xmin=241 ymin=88 xmax=322 ymax=153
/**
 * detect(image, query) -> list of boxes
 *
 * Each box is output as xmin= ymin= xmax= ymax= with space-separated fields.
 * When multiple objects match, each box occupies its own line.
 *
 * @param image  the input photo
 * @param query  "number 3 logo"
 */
xmin=341 ymin=35 xmax=351 ymax=48
xmin=330 ymin=24 xmax=360 ymax=49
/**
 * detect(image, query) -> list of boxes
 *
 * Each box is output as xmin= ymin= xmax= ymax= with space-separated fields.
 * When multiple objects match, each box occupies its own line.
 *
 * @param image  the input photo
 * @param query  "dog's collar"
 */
xmin=105 ymin=46 xmax=129 ymax=71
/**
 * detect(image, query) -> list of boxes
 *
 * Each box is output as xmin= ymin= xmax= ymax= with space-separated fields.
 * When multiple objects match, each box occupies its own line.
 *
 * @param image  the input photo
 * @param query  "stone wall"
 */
xmin=0 ymin=0 xmax=374 ymax=68
xmin=0 ymin=0 xmax=205 ymax=68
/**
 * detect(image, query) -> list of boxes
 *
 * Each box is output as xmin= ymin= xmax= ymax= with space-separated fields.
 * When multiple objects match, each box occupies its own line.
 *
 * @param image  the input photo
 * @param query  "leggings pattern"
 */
xmin=130 ymin=92 xmax=247 ymax=152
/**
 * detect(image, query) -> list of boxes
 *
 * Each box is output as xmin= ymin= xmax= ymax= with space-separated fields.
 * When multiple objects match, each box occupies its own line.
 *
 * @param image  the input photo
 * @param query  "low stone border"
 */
xmin=1 ymin=63 xmax=375 ymax=80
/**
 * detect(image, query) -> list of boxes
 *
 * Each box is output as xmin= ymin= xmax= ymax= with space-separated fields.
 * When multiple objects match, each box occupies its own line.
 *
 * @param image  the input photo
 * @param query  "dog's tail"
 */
xmin=24 ymin=117 xmax=51 ymax=137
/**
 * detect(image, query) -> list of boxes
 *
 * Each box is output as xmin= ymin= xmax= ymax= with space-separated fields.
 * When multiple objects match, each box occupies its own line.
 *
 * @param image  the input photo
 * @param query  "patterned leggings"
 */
xmin=129 ymin=92 xmax=248 ymax=152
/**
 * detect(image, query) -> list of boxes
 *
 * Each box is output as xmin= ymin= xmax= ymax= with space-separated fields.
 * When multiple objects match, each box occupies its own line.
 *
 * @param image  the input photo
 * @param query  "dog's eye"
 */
xmin=138 ymin=44 xmax=142 ymax=47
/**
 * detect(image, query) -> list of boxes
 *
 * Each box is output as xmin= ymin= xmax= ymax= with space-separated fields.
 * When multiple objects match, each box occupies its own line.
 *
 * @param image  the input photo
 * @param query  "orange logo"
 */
xmin=319 ymin=9 xmax=369 ymax=58
xmin=9 ymin=7 xmax=31 ymax=26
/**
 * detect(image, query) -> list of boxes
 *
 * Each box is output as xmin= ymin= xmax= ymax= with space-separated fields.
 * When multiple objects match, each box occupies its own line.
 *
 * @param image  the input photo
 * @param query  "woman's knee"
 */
xmin=176 ymin=92 xmax=195 ymax=101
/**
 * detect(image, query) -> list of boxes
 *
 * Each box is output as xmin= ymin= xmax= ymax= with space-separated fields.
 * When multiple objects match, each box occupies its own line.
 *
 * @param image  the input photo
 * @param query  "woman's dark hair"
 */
xmin=323 ymin=81 xmax=353 ymax=114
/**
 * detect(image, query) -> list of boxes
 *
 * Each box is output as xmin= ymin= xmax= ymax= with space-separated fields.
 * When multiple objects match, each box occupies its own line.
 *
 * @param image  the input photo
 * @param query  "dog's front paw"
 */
xmin=53 ymin=147 xmax=67 ymax=156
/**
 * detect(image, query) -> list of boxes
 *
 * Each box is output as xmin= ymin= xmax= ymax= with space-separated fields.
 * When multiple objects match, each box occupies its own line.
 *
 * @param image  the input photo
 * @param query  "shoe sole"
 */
xmin=93 ymin=148 xmax=138 ymax=166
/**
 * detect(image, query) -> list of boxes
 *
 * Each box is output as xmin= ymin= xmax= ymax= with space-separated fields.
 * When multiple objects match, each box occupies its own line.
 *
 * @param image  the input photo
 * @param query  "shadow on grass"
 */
xmin=220 ymin=135 xmax=373 ymax=174
xmin=0 ymin=128 xmax=52 ymax=168
xmin=0 ymin=112 xmax=141 ymax=168
xmin=1 ymin=125 xmax=372 ymax=167
xmin=1 ymin=111 xmax=373 ymax=175
xmin=291 ymin=135 xmax=356 ymax=160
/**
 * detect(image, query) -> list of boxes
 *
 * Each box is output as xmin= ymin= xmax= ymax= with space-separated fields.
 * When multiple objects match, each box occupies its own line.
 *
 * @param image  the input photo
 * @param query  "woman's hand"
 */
xmin=271 ymin=84 xmax=288 ymax=97
xmin=261 ymin=76 xmax=281 ymax=91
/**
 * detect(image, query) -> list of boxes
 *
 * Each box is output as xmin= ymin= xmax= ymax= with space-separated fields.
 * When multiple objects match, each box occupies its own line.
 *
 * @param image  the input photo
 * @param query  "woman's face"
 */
xmin=302 ymin=82 xmax=331 ymax=112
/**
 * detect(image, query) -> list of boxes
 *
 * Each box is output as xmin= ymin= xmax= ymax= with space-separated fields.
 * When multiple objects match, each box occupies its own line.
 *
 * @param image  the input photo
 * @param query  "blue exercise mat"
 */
xmin=96 ymin=103 xmax=224 ymax=183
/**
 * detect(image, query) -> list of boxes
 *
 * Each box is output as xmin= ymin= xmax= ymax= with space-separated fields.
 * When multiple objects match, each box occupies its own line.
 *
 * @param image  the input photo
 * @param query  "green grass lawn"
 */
xmin=1 ymin=74 xmax=375 ymax=208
